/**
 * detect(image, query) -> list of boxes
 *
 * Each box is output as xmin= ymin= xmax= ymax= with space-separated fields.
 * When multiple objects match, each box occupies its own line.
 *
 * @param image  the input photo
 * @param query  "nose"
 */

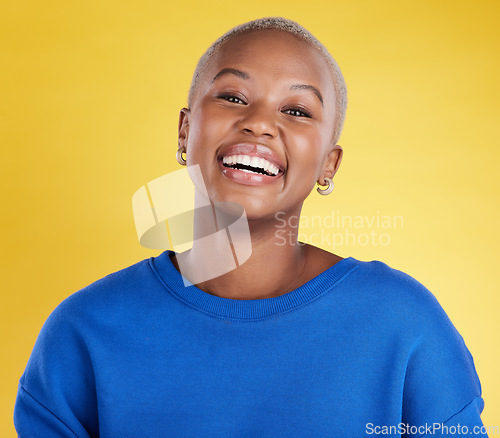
xmin=237 ymin=103 xmax=279 ymax=139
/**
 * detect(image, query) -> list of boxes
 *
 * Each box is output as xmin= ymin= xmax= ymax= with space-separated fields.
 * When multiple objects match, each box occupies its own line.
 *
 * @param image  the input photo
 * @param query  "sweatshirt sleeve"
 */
xmin=14 ymin=294 xmax=98 ymax=438
xmin=14 ymin=385 xmax=84 ymax=438
xmin=399 ymin=277 xmax=486 ymax=437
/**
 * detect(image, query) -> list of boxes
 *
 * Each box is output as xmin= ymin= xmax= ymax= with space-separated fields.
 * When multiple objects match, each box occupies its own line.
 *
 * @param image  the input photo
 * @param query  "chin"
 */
xmin=212 ymin=192 xmax=277 ymax=222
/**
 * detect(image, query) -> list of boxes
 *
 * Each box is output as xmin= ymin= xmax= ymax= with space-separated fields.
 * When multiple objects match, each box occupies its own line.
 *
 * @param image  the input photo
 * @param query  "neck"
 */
xmin=172 ymin=193 xmax=314 ymax=300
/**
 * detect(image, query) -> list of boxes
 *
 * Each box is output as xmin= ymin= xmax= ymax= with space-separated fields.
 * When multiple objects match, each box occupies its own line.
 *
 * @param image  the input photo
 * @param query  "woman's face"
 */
xmin=179 ymin=29 xmax=341 ymax=221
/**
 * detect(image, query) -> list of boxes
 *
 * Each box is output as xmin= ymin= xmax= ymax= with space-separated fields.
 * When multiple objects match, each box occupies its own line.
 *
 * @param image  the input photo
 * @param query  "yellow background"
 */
xmin=1 ymin=0 xmax=499 ymax=435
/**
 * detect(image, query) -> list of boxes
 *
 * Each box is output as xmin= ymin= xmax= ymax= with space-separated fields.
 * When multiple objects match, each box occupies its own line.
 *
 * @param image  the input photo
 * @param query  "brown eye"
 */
xmin=283 ymin=108 xmax=312 ymax=118
xmin=218 ymin=94 xmax=246 ymax=105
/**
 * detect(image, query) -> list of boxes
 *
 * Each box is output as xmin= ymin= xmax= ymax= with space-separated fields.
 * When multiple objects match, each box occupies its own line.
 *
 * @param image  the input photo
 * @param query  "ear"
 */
xmin=178 ymin=108 xmax=190 ymax=149
xmin=318 ymin=144 xmax=343 ymax=186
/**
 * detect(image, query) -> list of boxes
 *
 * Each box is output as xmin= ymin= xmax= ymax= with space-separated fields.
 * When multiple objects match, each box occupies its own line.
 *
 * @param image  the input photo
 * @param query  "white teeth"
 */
xmin=249 ymin=156 xmax=260 ymax=169
xmin=221 ymin=154 xmax=280 ymax=176
xmin=257 ymin=158 xmax=266 ymax=171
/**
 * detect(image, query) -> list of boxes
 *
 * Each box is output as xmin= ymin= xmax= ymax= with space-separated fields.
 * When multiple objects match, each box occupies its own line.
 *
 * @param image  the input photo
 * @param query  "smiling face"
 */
xmin=179 ymin=29 xmax=342 ymax=221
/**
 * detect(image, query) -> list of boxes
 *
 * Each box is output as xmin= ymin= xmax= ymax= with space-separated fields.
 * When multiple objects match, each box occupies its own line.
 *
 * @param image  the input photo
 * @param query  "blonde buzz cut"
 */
xmin=187 ymin=16 xmax=347 ymax=144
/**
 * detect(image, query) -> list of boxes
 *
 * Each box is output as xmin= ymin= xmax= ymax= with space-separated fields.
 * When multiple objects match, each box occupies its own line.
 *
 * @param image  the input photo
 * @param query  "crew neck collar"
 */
xmin=149 ymin=250 xmax=360 ymax=321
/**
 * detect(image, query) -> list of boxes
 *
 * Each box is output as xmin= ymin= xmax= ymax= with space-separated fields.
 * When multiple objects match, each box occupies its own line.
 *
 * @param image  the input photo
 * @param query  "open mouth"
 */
xmin=221 ymin=155 xmax=282 ymax=177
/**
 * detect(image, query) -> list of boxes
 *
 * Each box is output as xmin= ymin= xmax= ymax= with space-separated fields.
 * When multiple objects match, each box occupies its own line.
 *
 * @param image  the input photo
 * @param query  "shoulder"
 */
xmin=21 ymin=256 xmax=165 ymax=384
xmin=347 ymin=259 xmax=483 ymax=422
xmin=343 ymin=258 xmax=458 ymax=337
xmin=42 ymin=256 xmax=160 ymax=332
xmin=346 ymin=258 xmax=437 ymax=307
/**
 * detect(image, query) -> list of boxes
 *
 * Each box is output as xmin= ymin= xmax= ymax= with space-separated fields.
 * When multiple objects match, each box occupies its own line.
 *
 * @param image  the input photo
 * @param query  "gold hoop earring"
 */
xmin=317 ymin=177 xmax=334 ymax=195
xmin=176 ymin=146 xmax=186 ymax=166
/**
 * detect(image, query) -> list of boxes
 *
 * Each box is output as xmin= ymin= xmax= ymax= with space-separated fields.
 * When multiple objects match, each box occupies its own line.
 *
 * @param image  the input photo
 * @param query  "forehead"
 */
xmin=205 ymin=29 xmax=336 ymax=102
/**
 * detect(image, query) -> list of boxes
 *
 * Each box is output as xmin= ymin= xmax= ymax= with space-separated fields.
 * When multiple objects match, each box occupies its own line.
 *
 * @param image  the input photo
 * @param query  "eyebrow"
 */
xmin=212 ymin=68 xmax=250 ymax=82
xmin=290 ymin=84 xmax=323 ymax=106
xmin=211 ymin=68 xmax=324 ymax=106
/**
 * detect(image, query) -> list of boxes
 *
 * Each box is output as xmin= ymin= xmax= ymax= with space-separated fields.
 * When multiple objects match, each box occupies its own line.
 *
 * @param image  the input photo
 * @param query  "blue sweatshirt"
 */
xmin=14 ymin=251 xmax=486 ymax=437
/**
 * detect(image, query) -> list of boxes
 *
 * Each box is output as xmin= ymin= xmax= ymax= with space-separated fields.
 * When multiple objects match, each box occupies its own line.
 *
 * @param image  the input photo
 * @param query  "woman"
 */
xmin=14 ymin=17 xmax=487 ymax=437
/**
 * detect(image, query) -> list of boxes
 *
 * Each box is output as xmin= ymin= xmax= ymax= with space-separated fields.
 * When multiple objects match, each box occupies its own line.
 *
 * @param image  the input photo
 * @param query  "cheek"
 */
xmin=187 ymin=108 xmax=232 ymax=157
xmin=290 ymin=129 xmax=326 ymax=171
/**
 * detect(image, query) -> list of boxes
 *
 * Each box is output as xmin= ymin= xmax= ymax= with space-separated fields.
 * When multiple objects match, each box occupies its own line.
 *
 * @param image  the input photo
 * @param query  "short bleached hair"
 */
xmin=187 ymin=16 xmax=347 ymax=144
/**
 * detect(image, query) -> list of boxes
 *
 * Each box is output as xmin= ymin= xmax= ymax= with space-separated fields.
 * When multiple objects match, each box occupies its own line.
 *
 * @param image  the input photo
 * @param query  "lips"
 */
xmin=217 ymin=143 xmax=286 ymax=186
